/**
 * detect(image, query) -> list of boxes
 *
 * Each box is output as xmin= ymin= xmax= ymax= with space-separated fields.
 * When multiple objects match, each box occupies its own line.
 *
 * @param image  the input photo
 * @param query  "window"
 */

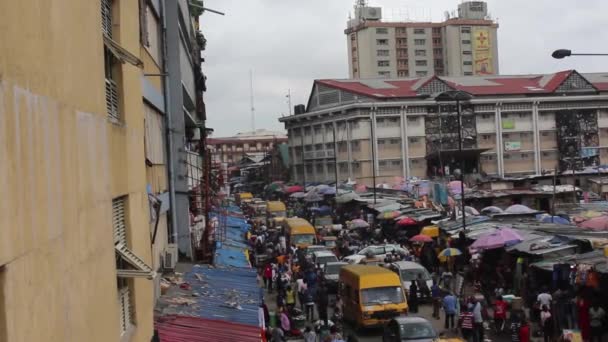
xmin=396 ymin=28 xmax=407 ymax=35
xmin=352 ymin=47 xmax=357 ymax=52
xmin=378 ymin=71 xmax=391 ymax=77
xmin=433 ymin=38 xmax=441 ymax=44
xmin=462 ymin=40 xmax=471 ymax=44
xmin=350 ymin=34 xmax=356 ymax=41
xmin=504 ymin=154 xmax=511 ymax=159
xmin=379 ymin=161 xmax=388 ymax=167
xmin=519 ymin=113 xmax=527 ymax=118
xmin=104 ymin=46 xmax=121 ymax=121
xmin=434 ymin=59 xmax=443 ymax=67
xmin=101 ymin=0 xmax=113 ymax=38
xmin=482 ymin=135 xmax=490 ymax=140
xmin=414 ymin=39 xmax=426 ymax=46
xmin=432 ymin=27 xmax=441 ymax=34
xmin=463 ymin=51 xmax=472 ymax=55
xmin=376 ymin=28 xmax=388 ymax=34
xmin=416 ymin=71 xmax=427 ymax=77
xmin=408 ymin=116 xmax=418 ymax=122
xmin=521 ymin=153 xmax=529 ymax=159
xmin=414 ymin=28 xmax=425 ymax=34
xmin=412 ymin=159 xmax=419 ymax=164
xmin=396 ymin=39 xmax=407 ymax=46
xmin=378 ymin=139 xmax=386 ymax=145
xmin=461 ymin=27 xmax=471 ymax=34
xmin=463 ymin=61 xmax=472 ymax=66
xmin=503 ymin=133 xmax=510 ymax=138
xmin=415 ymin=50 xmax=426 ymax=56
xmin=390 ymin=139 xmax=400 ymax=145
xmin=433 ymin=48 xmax=442 ymax=55
xmin=415 ymin=60 xmax=427 ymax=66
xmin=377 ymin=49 xmax=389 ymax=57
xmin=377 ymin=39 xmax=388 ymax=46
xmin=112 ymin=196 xmax=153 ymax=336
xmin=542 ymin=132 xmax=550 ymax=136
xmin=464 ymin=72 xmax=473 ymax=76
xmin=391 ymin=160 xmax=401 ymax=166
xmin=378 ymin=60 xmax=390 ymax=67
xmin=409 ymin=137 xmax=419 ymax=143
xmin=351 ymin=141 xmax=361 ymax=152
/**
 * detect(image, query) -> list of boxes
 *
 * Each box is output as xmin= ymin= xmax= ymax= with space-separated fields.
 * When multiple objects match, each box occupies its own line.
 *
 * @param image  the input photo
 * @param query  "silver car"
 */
xmin=382 ymin=317 xmax=438 ymax=342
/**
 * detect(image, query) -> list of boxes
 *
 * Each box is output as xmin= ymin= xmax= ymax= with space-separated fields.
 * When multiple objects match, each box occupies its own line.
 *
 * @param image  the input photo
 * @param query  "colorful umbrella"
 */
xmin=397 ymin=217 xmax=418 ymax=226
xmin=290 ymin=192 xmax=306 ymax=199
xmin=439 ymin=248 xmax=462 ymax=257
xmin=505 ymin=204 xmax=536 ymax=214
xmin=319 ymin=187 xmax=337 ymax=195
xmin=410 ymin=234 xmax=433 ymax=243
xmin=336 ymin=192 xmax=360 ymax=204
xmin=464 ymin=206 xmax=480 ymax=216
xmin=580 ymin=210 xmax=604 ymax=219
xmin=481 ymin=206 xmax=503 ymax=215
xmin=377 ymin=210 xmax=401 ymax=220
xmin=470 ymin=228 xmax=523 ymax=251
xmin=355 ymin=184 xmax=367 ymax=193
xmin=536 ymin=214 xmax=570 ymax=225
xmin=286 ymin=185 xmax=304 ymax=194
xmin=580 ymin=216 xmax=608 ymax=231
xmin=420 ymin=225 xmax=439 ymax=238
xmin=349 ymin=219 xmax=369 ymax=229
xmin=312 ymin=205 xmax=332 ymax=216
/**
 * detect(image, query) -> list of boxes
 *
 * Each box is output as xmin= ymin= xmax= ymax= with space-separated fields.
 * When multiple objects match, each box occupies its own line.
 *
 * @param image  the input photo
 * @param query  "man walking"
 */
xmin=443 ymin=292 xmax=457 ymax=330
xmin=473 ymin=299 xmax=484 ymax=342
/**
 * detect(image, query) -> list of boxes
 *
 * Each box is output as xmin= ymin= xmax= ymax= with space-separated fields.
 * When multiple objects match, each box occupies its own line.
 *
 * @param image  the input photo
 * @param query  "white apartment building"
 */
xmin=347 ymin=1 xmax=499 ymax=78
xmin=279 ymin=71 xmax=608 ymax=186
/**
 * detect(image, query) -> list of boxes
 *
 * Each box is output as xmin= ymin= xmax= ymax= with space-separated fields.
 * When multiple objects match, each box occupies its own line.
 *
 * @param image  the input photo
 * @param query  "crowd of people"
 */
xmin=239 ymin=194 xmax=607 ymax=342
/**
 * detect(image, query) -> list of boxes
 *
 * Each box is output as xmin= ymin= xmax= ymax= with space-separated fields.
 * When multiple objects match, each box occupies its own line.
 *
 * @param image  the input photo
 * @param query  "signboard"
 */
xmin=504 ymin=141 xmax=521 ymax=151
xmin=502 ymin=119 xmax=515 ymax=129
xmin=473 ymin=28 xmax=493 ymax=75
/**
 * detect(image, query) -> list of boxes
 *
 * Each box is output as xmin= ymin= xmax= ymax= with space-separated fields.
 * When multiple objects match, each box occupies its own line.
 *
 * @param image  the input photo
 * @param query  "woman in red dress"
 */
xmin=577 ymin=294 xmax=591 ymax=341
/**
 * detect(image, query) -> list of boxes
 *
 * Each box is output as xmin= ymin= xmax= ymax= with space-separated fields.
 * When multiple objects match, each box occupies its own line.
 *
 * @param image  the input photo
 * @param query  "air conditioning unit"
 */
xmin=163 ymin=244 xmax=178 ymax=270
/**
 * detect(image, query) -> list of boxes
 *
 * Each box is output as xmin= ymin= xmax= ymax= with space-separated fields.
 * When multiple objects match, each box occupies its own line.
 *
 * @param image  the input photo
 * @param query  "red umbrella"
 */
xmin=397 ymin=217 xmax=417 ymax=226
xmin=410 ymin=234 xmax=432 ymax=243
xmin=286 ymin=185 xmax=304 ymax=194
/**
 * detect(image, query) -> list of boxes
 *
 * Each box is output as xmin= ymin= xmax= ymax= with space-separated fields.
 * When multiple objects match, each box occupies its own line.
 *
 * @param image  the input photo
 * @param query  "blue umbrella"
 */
xmin=536 ymin=214 xmax=570 ymax=225
xmin=312 ymin=205 xmax=332 ymax=216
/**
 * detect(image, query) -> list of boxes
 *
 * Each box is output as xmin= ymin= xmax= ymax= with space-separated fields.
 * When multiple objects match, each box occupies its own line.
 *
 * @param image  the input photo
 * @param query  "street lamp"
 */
xmin=434 ymin=90 xmax=474 ymax=234
xmin=551 ymin=49 xmax=608 ymax=59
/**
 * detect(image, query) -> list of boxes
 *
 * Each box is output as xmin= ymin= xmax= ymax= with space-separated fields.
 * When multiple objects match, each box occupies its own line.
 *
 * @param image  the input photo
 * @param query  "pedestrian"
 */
xmin=317 ymin=283 xmax=329 ymax=326
xmin=280 ymin=307 xmax=291 ymax=335
xmin=519 ymin=317 xmax=530 ymax=342
xmin=431 ymin=281 xmax=441 ymax=319
xmin=589 ymin=301 xmax=606 ymax=342
xmin=297 ymin=276 xmax=308 ymax=310
xmin=443 ymin=292 xmax=457 ymax=330
xmin=417 ymin=273 xmax=430 ymax=299
xmin=271 ymin=326 xmax=285 ymax=342
xmin=285 ymin=285 xmax=296 ymax=312
xmin=328 ymin=325 xmax=343 ymax=342
xmin=473 ymin=299 xmax=484 ymax=342
xmin=510 ymin=312 xmax=522 ymax=342
xmin=459 ymin=303 xmax=475 ymax=341
xmin=494 ymin=295 xmax=508 ymax=334
xmin=537 ymin=287 xmax=553 ymax=311
xmin=409 ymin=281 xmax=419 ymax=313
xmin=263 ymin=263 xmax=273 ymax=292
xmin=305 ymin=286 xmax=316 ymax=321
xmin=540 ymin=305 xmax=553 ymax=342
xmin=303 ymin=326 xmax=317 ymax=342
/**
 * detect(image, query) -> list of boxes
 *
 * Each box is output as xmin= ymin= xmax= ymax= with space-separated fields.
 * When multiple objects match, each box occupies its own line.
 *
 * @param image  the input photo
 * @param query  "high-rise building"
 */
xmin=346 ymin=1 xmax=499 ymax=78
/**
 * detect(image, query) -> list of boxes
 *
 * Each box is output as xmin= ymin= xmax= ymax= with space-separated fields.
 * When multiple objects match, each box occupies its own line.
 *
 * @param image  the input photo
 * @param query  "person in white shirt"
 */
xmin=537 ymin=289 xmax=552 ymax=308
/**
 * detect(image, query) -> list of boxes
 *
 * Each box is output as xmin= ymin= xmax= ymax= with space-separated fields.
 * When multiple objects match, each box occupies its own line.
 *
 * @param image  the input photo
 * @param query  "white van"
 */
xmin=387 ymin=261 xmax=433 ymax=300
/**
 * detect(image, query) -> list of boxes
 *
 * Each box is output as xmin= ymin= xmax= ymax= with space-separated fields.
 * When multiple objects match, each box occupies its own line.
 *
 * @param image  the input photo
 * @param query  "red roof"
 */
xmin=315 ymin=70 xmax=605 ymax=100
xmin=156 ymin=315 xmax=263 ymax=342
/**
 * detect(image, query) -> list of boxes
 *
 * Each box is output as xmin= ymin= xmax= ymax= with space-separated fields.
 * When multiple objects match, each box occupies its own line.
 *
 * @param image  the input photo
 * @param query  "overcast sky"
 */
xmin=201 ymin=0 xmax=608 ymax=137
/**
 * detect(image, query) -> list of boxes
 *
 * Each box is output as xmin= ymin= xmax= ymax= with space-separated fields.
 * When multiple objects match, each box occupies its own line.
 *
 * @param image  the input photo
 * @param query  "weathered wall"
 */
xmin=0 ymin=1 xmax=153 ymax=341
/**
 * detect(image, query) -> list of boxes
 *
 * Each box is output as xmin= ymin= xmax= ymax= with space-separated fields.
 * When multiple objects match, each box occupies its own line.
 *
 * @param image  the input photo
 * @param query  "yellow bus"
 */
xmin=266 ymin=201 xmax=287 ymax=218
xmin=283 ymin=217 xmax=316 ymax=248
xmin=339 ymin=265 xmax=408 ymax=329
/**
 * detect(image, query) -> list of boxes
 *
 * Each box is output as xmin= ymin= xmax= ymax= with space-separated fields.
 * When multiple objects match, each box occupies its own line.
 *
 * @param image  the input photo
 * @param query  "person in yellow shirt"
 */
xmin=285 ymin=285 xmax=296 ymax=312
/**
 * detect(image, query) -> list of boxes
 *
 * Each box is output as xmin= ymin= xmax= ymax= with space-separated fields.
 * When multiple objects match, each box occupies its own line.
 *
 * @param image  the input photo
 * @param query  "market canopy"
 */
xmin=336 ymin=192 xmax=360 ymax=204
xmin=579 ymin=216 xmax=608 ymax=231
xmin=470 ymin=228 xmax=523 ymax=251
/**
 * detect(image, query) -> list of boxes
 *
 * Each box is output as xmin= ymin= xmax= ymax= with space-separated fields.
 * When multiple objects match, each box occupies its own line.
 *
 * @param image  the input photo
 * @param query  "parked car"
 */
xmin=304 ymin=245 xmax=329 ymax=257
xmin=387 ymin=261 xmax=433 ymax=300
xmin=382 ymin=317 xmax=437 ymax=342
xmin=312 ymin=250 xmax=339 ymax=269
xmin=343 ymin=244 xmax=406 ymax=264
xmin=321 ymin=261 xmax=347 ymax=293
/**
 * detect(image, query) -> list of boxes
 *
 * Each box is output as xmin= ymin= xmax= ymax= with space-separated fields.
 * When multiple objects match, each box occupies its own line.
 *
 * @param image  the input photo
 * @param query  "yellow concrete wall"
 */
xmin=0 ymin=1 xmax=153 ymax=341
xmin=481 ymin=158 xmax=498 ymax=174
xmin=503 ymin=158 xmax=535 ymax=173
xmin=377 ymin=142 xmax=402 ymax=159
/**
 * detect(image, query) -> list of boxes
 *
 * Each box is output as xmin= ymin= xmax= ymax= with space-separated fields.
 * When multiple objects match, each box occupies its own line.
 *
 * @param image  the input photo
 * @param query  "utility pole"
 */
xmin=287 ymin=89 xmax=292 ymax=116
xmin=332 ymin=123 xmax=339 ymax=195
xmin=370 ymin=117 xmax=377 ymax=204
xmin=249 ymin=69 xmax=255 ymax=131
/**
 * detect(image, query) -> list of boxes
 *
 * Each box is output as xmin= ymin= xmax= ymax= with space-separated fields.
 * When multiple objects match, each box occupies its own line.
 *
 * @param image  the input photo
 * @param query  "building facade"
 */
xmin=207 ymin=129 xmax=288 ymax=165
xmin=346 ymin=1 xmax=499 ymax=78
xmin=0 ymin=0 xmax=208 ymax=341
xmin=280 ymin=71 xmax=608 ymax=186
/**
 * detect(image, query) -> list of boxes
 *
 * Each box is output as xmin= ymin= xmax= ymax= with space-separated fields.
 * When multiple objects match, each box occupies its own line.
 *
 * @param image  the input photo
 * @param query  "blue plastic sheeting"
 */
xmin=211 ymin=208 xmax=252 ymax=268
xmin=181 ymin=265 xmax=262 ymax=327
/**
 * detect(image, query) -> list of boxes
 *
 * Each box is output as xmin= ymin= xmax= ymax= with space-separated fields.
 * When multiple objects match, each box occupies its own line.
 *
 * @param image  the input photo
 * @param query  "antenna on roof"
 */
xmin=249 ymin=69 xmax=255 ymax=132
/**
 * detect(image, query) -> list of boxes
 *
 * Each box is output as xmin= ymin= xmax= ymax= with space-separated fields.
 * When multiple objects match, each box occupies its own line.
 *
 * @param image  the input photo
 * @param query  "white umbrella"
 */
xmin=290 ymin=192 xmax=306 ymax=199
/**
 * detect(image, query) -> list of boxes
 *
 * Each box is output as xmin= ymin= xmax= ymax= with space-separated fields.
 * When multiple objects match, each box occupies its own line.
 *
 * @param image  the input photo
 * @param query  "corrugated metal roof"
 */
xmin=157 ymin=265 xmax=262 ymax=327
xmin=156 ymin=315 xmax=262 ymax=342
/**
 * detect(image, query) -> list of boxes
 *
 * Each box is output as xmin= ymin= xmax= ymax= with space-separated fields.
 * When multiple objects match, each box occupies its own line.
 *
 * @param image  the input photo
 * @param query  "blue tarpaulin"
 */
xmin=211 ymin=207 xmax=252 ymax=268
